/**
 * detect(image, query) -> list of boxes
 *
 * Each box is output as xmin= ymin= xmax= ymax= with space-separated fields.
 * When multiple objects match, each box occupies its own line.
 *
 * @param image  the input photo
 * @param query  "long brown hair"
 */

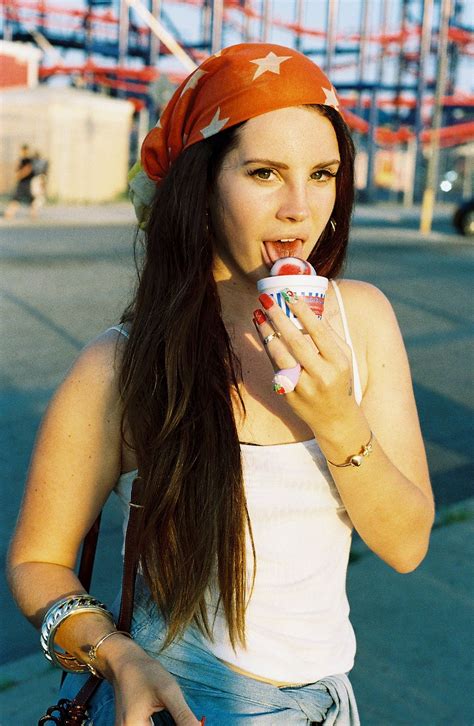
xmin=120 ymin=105 xmax=355 ymax=649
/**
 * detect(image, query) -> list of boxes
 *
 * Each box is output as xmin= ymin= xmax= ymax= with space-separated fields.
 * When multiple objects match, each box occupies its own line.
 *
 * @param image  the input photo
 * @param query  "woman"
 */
xmin=7 ymin=44 xmax=434 ymax=725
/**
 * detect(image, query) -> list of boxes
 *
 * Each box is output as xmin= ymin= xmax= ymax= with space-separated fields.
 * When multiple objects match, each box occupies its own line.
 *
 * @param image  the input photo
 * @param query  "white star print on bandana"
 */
xmin=323 ymin=86 xmax=340 ymax=109
xmin=200 ymin=107 xmax=231 ymax=138
xmin=250 ymin=51 xmax=292 ymax=80
xmin=180 ymin=69 xmax=207 ymax=98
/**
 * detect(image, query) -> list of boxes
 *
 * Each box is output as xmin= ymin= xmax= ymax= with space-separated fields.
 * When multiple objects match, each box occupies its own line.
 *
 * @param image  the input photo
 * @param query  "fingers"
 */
xmin=117 ymin=675 xmax=200 ymax=726
xmin=258 ymin=291 xmax=346 ymax=366
xmin=160 ymin=683 xmax=201 ymax=725
xmin=253 ymin=309 xmax=298 ymax=371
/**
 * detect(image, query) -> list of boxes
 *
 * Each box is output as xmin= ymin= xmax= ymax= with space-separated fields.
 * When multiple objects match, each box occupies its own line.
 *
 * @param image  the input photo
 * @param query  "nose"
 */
xmin=276 ymin=182 xmax=310 ymax=223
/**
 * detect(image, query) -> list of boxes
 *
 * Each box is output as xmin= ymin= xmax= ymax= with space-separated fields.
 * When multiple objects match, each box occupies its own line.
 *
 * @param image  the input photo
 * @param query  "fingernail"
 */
xmin=253 ymin=309 xmax=267 ymax=325
xmin=281 ymin=288 xmax=299 ymax=304
xmin=258 ymin=293 xmax=274 ymax=310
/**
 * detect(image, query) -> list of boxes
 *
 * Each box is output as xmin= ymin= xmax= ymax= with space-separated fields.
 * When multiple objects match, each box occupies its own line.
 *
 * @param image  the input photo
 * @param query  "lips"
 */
xmin=262 ymin=238 xmax=305 ymax=266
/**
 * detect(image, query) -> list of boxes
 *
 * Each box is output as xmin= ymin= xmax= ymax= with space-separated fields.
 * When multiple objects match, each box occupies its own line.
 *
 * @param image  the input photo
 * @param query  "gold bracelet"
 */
xmin=88 ymin=630 xmax=132 ymax=666
xmin=327 ymin=431 xmax=374 ymax=468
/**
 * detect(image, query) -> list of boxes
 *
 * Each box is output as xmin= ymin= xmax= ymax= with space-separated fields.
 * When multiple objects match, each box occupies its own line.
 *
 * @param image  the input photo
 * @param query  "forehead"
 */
xmin=231 ymin=106 xmax=340 ymax=161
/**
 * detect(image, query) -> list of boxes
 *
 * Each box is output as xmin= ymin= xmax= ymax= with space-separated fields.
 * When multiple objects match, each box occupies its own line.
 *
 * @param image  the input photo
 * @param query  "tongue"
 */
xmin=264 ymin=239 xmax=304 ymax=263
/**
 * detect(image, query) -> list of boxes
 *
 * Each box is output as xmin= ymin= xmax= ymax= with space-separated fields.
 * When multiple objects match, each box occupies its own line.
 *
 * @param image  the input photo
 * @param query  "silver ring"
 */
xmin=263 ymin=331 xmax=281 ymax=346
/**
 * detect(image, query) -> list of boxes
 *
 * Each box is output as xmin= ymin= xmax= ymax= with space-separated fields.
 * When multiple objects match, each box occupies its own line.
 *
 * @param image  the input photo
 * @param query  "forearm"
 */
xmin=7 ymin=561 xmax=134 ymax=677
xmin=8 ymin=561 xmax=86 ymax=628
xmin=315 ymin=412 xmax=434 ymax=572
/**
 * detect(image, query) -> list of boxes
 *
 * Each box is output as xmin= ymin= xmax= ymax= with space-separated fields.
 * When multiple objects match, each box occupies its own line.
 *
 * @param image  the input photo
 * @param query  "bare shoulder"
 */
xmin=335 ymin=278 xmax=399 ymax=334
xmin=336 ymin=279 xmax=394 ymax=314
xmin=41 ymin=327 xmax=130 ymax=452
xmin=10 ymin=328 xmax=131 ymax=568
xmin=63 ymin=327 xmax=128 ymax=397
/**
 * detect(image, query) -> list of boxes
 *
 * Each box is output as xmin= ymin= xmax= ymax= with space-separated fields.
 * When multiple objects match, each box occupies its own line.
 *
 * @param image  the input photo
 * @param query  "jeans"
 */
xmin=60 ymin=578 xmax=360 ymax=725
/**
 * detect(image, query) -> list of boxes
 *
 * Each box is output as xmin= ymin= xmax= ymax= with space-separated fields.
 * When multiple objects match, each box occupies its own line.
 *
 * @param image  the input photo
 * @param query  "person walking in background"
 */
xmin=3 ymin=144 xmax=38 ymax=219
xmin=7 ymin=43 xmax=434 ymax=725
xmin=30 ymin=150 xmax=49 ymax=212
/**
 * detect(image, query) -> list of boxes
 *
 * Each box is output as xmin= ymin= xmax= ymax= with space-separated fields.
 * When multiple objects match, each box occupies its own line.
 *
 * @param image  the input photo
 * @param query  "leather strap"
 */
xmin=69 ymin=474 xmax=144 ymax=710
xmin=117 ymin=476 xmax=144 ymax=631
xmin=78 ymin=512 xmax=102 ymax=593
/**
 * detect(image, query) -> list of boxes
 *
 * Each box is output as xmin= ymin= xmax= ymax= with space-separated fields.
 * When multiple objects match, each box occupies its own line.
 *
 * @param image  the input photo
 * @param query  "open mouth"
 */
xmin=262 ymin=238 xmax=305 ymax=267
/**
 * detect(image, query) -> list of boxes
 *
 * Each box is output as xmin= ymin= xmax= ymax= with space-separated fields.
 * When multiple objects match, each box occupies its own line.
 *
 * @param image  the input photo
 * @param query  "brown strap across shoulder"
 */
xmin=58 ymin=475 xmax=144 ymax=716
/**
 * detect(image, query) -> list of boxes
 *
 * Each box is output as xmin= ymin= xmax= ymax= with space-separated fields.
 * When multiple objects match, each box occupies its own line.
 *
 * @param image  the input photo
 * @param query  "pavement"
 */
xmin=1 ymin=200 xmax=473 ymax=725
xmin=0 ymin=198 xmax=466 ymax=242
xmin=0 ymin=200 xmax=136 ymax=229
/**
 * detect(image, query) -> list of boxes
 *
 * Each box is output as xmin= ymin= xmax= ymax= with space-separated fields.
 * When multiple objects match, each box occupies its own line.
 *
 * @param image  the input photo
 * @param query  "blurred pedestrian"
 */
xmin=30 ymin=151 xmax=49 ymax=212
xmin=3 ymin=144 xmax=38 ymax=219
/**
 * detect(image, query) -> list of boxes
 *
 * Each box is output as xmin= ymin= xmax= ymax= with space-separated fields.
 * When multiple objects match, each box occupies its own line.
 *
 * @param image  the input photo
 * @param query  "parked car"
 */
xmin=452 ymin=198 xmax=474 ymax=236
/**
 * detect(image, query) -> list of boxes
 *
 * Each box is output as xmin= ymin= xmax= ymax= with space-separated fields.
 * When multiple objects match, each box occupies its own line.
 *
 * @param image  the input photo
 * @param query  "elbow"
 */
xmin=387 ymin=513 xmax=434 ymax=574
xmin=389 ymin=531 xmax=432 ymax=574
xmin=392 ymin=553 xmax=426 ymax=574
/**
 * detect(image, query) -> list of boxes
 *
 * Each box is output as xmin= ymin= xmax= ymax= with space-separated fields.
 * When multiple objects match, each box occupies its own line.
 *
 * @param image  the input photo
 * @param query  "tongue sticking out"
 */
xmin=264 ymin=239 xmax=304 ymax=264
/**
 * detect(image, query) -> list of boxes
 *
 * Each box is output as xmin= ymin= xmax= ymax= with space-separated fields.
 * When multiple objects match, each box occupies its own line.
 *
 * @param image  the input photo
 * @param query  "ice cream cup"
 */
xmin=257 ymin=274 xmax=329 ymax=331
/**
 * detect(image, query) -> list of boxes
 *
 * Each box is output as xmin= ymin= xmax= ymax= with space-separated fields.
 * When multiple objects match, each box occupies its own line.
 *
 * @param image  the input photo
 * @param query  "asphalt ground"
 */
xmin=0 ymin=202 xmax=473 ymax=724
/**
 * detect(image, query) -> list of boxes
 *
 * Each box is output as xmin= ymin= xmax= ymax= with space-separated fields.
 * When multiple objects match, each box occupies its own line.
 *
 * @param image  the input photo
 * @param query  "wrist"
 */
xmin=313 ymin=411 xmax=371 ymax=464
xmin=96 ymin=635 xmax=145 ymax=681
xmin=327 ymin=430 xmax=373 ymax=467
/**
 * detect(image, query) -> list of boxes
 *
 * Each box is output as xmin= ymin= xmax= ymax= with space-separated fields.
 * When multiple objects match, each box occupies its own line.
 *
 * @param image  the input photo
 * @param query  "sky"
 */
xmin=8 ymin=0 xmax=473 ymax=95
xmin=155 ymin=0 xmax=473 ymax=94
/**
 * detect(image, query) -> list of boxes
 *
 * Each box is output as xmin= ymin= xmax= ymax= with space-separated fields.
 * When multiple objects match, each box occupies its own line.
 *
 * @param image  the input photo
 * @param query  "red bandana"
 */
xmin=141 ymin=42 xmax=340 ymax=184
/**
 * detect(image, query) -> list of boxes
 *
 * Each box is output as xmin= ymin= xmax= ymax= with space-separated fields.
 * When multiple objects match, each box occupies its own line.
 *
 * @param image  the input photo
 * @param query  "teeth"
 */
xmin=279 ymin=238 xmax=297 ymax=242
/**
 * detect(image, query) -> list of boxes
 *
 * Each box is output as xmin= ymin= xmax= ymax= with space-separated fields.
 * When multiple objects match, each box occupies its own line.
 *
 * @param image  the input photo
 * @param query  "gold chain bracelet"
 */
xmin=327 ymin=431 xmax=374 ymax=468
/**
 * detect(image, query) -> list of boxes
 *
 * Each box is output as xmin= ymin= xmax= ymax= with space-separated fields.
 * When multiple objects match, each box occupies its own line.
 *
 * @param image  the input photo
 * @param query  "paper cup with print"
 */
xmin=257 ymin=274 xmax=329 ymax=331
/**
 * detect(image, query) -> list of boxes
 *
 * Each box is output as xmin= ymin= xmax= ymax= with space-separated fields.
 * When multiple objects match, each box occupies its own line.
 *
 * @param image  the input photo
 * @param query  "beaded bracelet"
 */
xmin=40 ymin=595 xmax=115 ymax=675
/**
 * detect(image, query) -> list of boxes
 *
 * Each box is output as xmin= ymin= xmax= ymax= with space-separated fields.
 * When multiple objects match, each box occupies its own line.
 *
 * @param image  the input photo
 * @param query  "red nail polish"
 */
xmin=253 ymin=309 xmax=267 ymax=325
xmin=200 ymin=719 xmax=206 ymax=725
xmin=259 ymin=293 xmax=274 ymax=310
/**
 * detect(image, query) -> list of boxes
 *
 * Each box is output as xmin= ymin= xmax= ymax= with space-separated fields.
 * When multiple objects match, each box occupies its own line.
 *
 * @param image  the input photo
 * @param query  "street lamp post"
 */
xmin=420 ymin=0 xmax=452 ymax=233
xmin=325 ymin=0 xmax=338 ymax=76
xmin=211 ymin=0 xmax=224 ymax=53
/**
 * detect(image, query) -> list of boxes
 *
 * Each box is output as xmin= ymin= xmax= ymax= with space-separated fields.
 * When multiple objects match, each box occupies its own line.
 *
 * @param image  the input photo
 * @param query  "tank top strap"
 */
xmin=106 ymin=324 xmax=130 ymax=339
xmin=330 ymin=280 xmax=362 ymax=405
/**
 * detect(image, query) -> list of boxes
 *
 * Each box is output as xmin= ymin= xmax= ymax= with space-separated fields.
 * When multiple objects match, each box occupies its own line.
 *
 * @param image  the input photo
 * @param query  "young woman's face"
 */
xmin=211 ymin=106 xmax=340 ymax=281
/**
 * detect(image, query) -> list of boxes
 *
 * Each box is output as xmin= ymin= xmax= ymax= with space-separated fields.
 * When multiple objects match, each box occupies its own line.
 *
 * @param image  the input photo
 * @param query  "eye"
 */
xmin=311 ymin=169 xmax=338 ymax=182
xmin=247 ymin=167 xmax=276 ymax=181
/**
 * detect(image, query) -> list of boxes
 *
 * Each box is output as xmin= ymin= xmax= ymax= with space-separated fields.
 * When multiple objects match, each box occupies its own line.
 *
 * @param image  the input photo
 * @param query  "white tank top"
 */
xmin=112 ymin=280 xmax=360 ymax=683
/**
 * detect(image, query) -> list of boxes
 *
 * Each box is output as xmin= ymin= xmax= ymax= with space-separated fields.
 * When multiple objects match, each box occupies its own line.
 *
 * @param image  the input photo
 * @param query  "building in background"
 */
xmin=0 ymin=39 xmax=42 ymax=89
xmin=0 ymin=39 xmax=134 ymax=203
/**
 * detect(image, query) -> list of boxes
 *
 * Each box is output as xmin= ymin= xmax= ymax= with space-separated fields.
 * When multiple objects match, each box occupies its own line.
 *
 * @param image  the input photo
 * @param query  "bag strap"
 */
xmin=69 ymin=474 xmax=144 ymax=710
xmin=77 ymin=512 xmax=102 ymax=593
xmin=117 ymin=475 xmax=143 ymax=630
xmin=59 ymin=511 xmax=104 ymax=689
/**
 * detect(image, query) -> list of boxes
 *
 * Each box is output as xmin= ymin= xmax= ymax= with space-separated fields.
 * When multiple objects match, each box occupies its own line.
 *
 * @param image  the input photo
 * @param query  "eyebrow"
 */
xmin=243 ymin=158 xmax=341 ymax=169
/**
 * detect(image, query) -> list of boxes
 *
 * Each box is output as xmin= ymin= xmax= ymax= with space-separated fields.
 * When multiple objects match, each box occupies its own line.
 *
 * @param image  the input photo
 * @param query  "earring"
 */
xmin=330 ymin=218 xmax=336 ymax=233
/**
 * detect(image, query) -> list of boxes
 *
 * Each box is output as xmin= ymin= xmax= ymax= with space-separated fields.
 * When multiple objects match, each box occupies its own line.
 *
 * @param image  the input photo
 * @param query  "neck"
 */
xmin=213 ymin=257 xmax=267 ymax=329
xmin=215 ymin=277 xmax=262 ymax=331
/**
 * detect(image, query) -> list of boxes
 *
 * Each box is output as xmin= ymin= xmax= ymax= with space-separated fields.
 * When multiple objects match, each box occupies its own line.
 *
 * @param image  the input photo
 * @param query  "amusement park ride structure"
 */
xmin=2 ymin=0 xmax=473 ymax=206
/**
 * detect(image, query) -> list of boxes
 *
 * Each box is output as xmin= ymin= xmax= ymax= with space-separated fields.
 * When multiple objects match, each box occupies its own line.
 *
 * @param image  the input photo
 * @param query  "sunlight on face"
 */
xmin=211 ymin=106 xmax=340 ymax=282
